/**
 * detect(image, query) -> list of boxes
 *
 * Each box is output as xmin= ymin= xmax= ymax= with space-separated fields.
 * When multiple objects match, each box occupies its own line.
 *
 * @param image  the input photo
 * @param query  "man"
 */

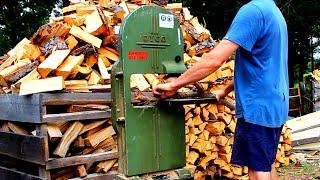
xmin=153 ymin=0 xmax=288 ymax=179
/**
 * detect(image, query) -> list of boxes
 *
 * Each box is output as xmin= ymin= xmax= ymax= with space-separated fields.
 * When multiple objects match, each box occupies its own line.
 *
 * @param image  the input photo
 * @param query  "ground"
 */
xmin=278 ymin=151 xmax=320 ymax=180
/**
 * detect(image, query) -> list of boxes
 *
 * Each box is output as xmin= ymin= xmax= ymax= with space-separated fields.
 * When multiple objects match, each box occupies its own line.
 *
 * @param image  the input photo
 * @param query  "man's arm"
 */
xmin=153 ymin=39 xmax=239 ymax=98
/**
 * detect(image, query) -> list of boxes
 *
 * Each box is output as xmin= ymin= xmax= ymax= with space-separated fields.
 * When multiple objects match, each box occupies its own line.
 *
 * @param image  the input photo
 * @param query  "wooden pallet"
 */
xmin=0 ymin=93 xmax=111 ymax=123
xmin=0 ymin=93 xmax=117 ymax=180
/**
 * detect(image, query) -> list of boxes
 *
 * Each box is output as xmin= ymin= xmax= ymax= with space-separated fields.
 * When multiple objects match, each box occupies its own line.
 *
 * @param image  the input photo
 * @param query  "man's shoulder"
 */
xmin=237 ymin=1 xmax=263 ymax=18
xmin=248 ymin=0 xmax=277 ymax=14
xmin=242 ymin=0 xmax=275 ymax=12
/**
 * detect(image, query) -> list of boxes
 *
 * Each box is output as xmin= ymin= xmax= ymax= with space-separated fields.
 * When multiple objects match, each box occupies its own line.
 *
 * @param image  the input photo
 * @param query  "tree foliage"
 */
xmin=0 ymin=0 xmax=64 ymax=55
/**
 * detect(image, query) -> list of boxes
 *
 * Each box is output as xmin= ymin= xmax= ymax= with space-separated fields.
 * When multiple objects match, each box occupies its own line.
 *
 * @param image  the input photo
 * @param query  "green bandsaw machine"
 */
xmin=111 ymin=5 xmax=222 ymax=179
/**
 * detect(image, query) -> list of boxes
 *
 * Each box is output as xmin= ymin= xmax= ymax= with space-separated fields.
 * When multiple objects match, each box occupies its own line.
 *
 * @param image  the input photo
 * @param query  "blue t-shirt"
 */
xmin=224 ymin=0 xmax=289 ymax=127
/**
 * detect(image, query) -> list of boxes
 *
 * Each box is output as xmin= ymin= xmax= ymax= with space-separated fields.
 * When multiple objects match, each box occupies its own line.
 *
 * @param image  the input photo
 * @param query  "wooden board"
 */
xmin=37 ymin=49 xmax=71 ymax=78
xmin=0 ymin=94 xmax=42 ymax=123
xmin=75 ymin=165 xmax=87 ymax=177
xmin=65 ymin=80 xmax=89 ymax=92
xmin=56 ymin=55 xmax=84 ymax=79
xmin=47 ymin=124 xmax=63 ymax=139
xmin=68 ymin=104 xmax=109 ymax=112
xmin=64 ymin=14 xmax=87 ymax=27
xmin=47 ymin=150 xmax=118 ymax=170
xmin=98 ymin=47 xmax=119 ymax=62
xmin=88 ymin=70 xmax=102 ymax=85
xmin=7 ymin=38 xmax=31 ymax=57
xmin=182 ymin=7 xmax=193 ymax=21
xmin=293 ymin=142 xmax=320 ymax=151
xmin=0 ymin=55 xmax=16 ymax=72
xmin=53 ymin=121 xmax=84 ymax=157
xmin=130 ymin=74 xmax=150 ymax=91
xmin=79 ymin=120 xmax=107 ymax=135
xmin=76 ymin=6 xmax=96 ymax=16
xmin=22 ymin=44 xmax=41 ymax=60
xmin=0 ymin=132 xmax=46 ymax=165
xmin=286 ymin=111 xmax=320 ymax=133
xmin=292 ymin=127 xmax=320 ymax=146
xmin=41 ymin=92 xmax=111 ymax=105
xmin=65 ymin=35 xmax=78 ymax=49
xmin=63 ymin=3 xmax=87 ymax=14
xmin=16 ymin=68 xmax=40 ymax=84
xmin=0 ymin=59 xmax=31 ymax=86
xmin=42 ymin=111 xmax=111 ymax=123
xmin=84 ymin=126 xmax=116 ymax=147
xmin=19 ymin=76 xmax=65 ymax=96
xmin=4 ymin=60 xmax=39 ymax=85
xmin=69 ymin=25 xmax=102 ymax=48
xmin=0 ymin=93 xmax=111 ymax=123
xmin=85 ymin=10 xmax=103 ymax=33
xmin=98 ymin=57 xmax=111 ymax=80
xmin=7 ymin=122 xmax=29 ymax=135
xmin=95 ymin=159 xmax=117 ymax=173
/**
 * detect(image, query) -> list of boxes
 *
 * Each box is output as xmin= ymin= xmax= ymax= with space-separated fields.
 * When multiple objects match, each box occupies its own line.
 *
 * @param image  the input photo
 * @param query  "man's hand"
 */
xmin=152 ymin=82 xmax=178 ymax=99
xmin=212 ymin=89 xmax=227 ymax=101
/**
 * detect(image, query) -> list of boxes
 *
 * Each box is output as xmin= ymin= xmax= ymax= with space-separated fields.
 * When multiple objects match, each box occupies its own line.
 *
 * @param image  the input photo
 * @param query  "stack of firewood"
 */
xmin=275 ymin=124 xmax=296 ymax=168
xmin=0 ymin=0 xmax=294 ymax=179
xmin=183 ymin=55 xmax=250 ymax=179
xmin=0 ymin=118 xmax=118 ymax=179
xmin=49 ymin=119 xmax=118 ymax=179
xmin=184 ymin=73 xmax=295 ymax=180
xmin=0 ymin=1 xmax=218 ymax=96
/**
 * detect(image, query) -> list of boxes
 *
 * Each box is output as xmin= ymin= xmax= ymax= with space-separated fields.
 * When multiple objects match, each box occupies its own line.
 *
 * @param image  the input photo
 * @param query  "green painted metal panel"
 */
xmin=112 ymin=5 xmax=186 ymax=176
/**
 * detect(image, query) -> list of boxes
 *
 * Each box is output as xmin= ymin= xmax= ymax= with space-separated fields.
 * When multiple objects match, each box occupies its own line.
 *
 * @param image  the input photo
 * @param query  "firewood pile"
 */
xmin=275 ymin=124 xmax=296 ymax=168
xmin=0 ymin=118 xmax=118 ymax=179
xmin=0 ymin=0 xmax=295 ymax=179
xmin=184 ymin=85 xmax=296 ymax=179
xmin=0 ymin=0 xmax=218 ymax=96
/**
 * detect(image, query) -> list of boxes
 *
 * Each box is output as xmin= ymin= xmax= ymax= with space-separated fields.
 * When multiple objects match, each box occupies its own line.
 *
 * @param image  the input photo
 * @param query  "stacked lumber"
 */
xmin=286 ymin=112 xmax=320 ymax=151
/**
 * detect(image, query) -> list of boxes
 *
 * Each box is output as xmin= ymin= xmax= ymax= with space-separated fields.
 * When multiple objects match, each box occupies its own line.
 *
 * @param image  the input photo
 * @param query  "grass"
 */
xmin=279 ymin=162 xmax=319 ymax=180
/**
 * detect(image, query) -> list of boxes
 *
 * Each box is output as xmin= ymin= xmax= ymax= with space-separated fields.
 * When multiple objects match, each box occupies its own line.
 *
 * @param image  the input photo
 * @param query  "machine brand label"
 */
xmin=128 ymin=50 xmax=149 ymax=60
xmin=142 ymin=33 xmax=166 ymax=43
xmin=159 ymin=13 xmax=174 ymax=28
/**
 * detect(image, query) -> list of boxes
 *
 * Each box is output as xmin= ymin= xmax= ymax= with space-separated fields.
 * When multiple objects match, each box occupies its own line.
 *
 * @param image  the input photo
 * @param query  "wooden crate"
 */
xmin=0 ymin=93 xmax=117 ymax=180
xmin=0 ymin=93 xmax=112 ymax=123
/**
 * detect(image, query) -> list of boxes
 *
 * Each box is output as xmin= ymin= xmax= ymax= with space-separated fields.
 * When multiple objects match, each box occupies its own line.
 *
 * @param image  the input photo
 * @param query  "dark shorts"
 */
xmin=231 ymin=118 xmax=283 ymax=172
